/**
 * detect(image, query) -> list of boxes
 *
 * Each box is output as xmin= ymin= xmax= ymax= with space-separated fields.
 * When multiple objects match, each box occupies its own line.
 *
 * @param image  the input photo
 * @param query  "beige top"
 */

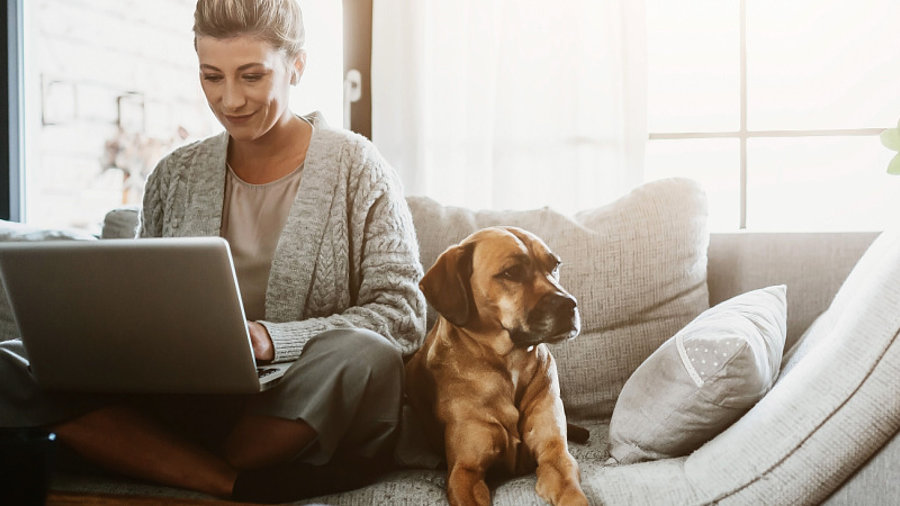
xmin=220 ymin=162 xmax=303 ymax=321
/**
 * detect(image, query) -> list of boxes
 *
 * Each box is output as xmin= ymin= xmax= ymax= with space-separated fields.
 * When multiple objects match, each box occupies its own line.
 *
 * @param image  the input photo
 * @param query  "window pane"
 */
xmin=747 ymin=136 xmax=900 ymax=231
xmin=23 ymin=0 xmax=342 ymax=233
xmin=646 ymin=0 xmax=740 ymax=133
xmin=747 ymin=0 xmax=900 ymax=130
xmin=645 ymin=138 xmax=741 ymax=231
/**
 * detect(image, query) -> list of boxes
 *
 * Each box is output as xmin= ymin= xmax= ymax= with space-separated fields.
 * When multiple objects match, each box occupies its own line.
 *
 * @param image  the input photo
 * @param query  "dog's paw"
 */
xmin=536 ymin=482 xmax=589 ymax=506
xmin=556 ymin=488 xmax=590 ymax=506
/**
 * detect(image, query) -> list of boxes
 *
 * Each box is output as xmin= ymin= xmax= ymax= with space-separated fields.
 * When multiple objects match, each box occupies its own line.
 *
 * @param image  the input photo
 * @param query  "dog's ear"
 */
xmin=420 ymin=243 xmax=474 ymax=327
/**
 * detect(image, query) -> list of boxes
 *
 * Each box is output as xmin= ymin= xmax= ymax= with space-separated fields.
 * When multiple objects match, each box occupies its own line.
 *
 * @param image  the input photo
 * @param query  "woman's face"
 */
xmin=196 ymin=35 xmax=303 ymax=143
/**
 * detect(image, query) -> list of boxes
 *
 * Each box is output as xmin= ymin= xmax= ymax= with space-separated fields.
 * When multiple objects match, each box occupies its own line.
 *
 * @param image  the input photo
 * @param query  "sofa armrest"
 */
xmin=824 ymin=427 xmax=900 ymax=504
xmin=707 ymin=231 xmax=877 ymax=350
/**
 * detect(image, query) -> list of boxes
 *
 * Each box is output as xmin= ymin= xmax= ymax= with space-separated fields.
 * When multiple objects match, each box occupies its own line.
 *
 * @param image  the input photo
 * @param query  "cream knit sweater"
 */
xmin=140 ymin=113 xmax=426 ymax=361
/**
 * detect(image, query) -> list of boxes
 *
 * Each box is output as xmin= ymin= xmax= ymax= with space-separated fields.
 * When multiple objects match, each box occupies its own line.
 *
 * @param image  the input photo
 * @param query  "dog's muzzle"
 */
xmin=510 ymin=293 xmax=581 ymax=347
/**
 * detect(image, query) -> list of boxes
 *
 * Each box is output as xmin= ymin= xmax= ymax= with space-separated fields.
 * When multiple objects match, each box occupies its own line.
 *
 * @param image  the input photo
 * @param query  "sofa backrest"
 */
xmin=708 ymin=232 xmax=877 ymax=351
xmin=4 ymin=184 xmax=877 ymax=421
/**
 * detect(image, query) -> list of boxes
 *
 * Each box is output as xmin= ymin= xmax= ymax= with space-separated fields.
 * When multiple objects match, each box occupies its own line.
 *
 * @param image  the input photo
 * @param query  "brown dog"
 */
xmin=405 ymin=226 xmax=588 ymax=506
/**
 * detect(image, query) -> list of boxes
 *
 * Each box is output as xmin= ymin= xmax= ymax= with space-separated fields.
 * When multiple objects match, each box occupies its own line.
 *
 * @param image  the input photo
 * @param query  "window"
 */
xmin=644 ymin=0 xmax=900 ymax=231
xmin=20 ymin=0 xmax=343 ymax=234
xmin=9 ymin=1 xmax=898 ymax=231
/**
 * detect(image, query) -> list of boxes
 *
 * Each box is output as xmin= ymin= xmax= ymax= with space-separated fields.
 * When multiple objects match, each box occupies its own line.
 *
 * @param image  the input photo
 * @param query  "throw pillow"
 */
xmin=101 ymin=207 xmax=140 ymax=239
xmin=607 ymin=284 xmax=787 ymax=464
xmin=406 ymin=177 xmax=710 ymax=419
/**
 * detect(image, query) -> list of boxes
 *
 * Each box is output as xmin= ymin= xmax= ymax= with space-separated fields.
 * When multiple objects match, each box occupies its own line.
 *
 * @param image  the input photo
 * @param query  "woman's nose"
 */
xmin=222 ymin=81 xmax=246 ymax=110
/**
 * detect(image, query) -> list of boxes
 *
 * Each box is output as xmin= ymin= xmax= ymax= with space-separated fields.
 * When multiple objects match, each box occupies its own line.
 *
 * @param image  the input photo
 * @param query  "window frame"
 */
xmin=2 ymin=0 xmax=23 ymax=221
xmin=647 ymin=0 xmax=885 ymax=230
xmin=342 ymin=0 xmax=372 ymax=139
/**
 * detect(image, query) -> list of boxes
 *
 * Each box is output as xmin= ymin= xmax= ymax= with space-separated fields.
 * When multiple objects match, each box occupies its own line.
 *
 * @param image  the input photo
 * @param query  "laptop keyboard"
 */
xmin=257 ymin=367 xmax=279 ymax=379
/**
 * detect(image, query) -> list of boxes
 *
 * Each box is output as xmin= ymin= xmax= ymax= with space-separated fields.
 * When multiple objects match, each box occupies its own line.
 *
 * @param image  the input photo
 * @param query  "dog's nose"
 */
xmin=545 ymin=293 xmax=577 ymax=315
xmin=537 ymin=293 xmax=579 ymax=329
xmin=513 ymin=292 xmax=580 ymax=346
xmin=522 ymin=293 xmax=580 ymax=343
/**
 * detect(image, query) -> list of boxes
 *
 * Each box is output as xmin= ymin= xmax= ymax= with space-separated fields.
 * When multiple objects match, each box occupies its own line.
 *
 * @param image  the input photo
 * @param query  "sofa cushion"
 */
xmin=0 ymin=220 xmax=97 ymax=243
xmin=101 ymin=207 xmax=140 ymax=239
xmin=607 ymin=285 xmax=787 ymax=464
xmin=0 ymin=220 xmax=96 ymax=341
xmin=407 ymin=177 xmax=710 ymax=419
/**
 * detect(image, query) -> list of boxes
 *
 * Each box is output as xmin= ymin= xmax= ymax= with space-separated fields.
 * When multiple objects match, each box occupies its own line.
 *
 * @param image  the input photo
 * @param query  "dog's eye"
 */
xmin=542 ymin=256 xmax=562 ymax=279
xmin=498 ymin=265 xmax=526 ymax=282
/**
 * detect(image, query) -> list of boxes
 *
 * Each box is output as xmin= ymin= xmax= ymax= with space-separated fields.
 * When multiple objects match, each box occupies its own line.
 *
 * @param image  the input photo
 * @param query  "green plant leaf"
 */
xmin=888 ymin=154 xmax=900 ymax=175
xmin=882 ymin=128 xmax=900 ymax=151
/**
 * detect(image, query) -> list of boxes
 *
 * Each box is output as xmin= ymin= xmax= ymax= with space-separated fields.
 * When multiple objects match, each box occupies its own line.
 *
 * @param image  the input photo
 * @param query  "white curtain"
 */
xmin=371 ymin=0 xmax=647 ymax=214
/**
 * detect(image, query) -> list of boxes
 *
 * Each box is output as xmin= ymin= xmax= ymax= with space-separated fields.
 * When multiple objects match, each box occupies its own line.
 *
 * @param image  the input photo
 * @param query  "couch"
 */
xmin=2 ymin=177 xmax=898 ymax=505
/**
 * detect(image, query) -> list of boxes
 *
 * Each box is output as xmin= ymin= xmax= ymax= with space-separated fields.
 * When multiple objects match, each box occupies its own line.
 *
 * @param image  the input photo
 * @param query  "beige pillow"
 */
xmin=407 ymin=177 xmax=709 ymax=419
xmin=607 ymin=285 xmax=787 ymax=464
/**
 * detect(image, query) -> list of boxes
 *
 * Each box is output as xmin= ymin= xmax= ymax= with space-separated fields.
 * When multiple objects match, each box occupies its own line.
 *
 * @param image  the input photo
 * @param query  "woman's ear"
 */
xmin=290 ymin=50 xmax=307 ymax=85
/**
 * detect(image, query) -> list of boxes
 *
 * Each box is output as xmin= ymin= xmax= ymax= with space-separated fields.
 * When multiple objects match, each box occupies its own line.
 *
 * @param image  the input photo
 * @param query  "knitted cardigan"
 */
xmin=139 ymin=113 xmax=426 ymax=362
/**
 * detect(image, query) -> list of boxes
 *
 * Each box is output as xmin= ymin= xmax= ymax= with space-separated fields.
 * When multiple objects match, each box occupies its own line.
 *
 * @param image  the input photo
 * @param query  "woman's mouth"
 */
xmin=224 ymin=112 xmax=254 ymax=124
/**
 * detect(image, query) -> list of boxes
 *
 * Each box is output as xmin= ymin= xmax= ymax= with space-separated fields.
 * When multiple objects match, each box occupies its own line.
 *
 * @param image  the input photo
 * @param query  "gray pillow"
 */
xmin=101 ymin=207 xmax=140 ymax=239
xmin=607 ymin=284 xmax=787 ymax=464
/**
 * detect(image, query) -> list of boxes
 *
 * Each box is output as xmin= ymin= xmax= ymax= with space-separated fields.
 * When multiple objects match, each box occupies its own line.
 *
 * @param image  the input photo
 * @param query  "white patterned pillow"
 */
xmin=607 ymin=285 xmax=787 ymax=464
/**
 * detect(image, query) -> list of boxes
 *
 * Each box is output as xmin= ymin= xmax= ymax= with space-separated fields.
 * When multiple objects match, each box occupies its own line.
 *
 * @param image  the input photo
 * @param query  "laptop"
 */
xmin=0 ymin=237 xmax=290 ymax=394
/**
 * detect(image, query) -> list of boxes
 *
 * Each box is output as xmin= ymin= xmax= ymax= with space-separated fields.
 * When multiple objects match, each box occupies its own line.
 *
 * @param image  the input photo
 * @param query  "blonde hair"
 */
xmin=193 ymin=0 xmax=305 ymax=56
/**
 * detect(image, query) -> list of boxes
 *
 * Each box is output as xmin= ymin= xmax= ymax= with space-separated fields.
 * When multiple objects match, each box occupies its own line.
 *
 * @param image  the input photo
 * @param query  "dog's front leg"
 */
xmin=521 ymin=407 xmax=587 ymax=505
xmin=444 ymin=421 xmax=503 ymax=506
xmin=519 ymin=372 xmax=588 ymax=505
xmin=447 ymin=463 xmax=490 ymax=506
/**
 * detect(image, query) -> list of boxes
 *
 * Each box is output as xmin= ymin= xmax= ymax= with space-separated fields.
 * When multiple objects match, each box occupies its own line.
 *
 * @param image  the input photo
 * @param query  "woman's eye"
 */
xmin=243 ymin=74 xmax=264 ymax=82
xmin=202 ymin=74 xmax=223 ymax=83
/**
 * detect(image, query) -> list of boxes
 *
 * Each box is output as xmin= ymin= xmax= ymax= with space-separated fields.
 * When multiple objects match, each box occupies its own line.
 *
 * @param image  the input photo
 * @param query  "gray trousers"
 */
xmin=0 ymin=328 xmax=404 ymax=464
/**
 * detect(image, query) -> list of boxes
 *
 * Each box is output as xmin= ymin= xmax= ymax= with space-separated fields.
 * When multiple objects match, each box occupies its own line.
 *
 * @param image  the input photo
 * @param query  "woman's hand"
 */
xmin=247 ymin=321 xmax=275 ymax=363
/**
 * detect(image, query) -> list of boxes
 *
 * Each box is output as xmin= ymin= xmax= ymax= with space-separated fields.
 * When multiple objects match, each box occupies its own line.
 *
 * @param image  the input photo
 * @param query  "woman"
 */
xmin=0 ymin=0 xmax=425 ymax=501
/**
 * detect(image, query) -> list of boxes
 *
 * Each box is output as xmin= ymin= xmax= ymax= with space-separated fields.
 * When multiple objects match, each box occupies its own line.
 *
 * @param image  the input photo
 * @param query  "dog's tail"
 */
xmin=567 ymin=423 xmax=590 ymax=445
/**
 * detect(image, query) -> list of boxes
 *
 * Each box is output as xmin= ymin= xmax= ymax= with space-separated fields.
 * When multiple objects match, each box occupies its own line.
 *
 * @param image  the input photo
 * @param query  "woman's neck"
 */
xmin=227 ymin=114 xmax=312 ymax=184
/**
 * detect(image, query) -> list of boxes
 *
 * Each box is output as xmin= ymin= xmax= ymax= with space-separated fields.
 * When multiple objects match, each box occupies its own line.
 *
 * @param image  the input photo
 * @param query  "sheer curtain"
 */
xmin=371 ymin=0 xmax=647 ymax=214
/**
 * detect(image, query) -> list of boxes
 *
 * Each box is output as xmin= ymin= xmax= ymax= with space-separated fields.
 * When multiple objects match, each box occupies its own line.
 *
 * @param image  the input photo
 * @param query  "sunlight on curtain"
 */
xmin=372 ymin=0 xmax=646 ymax=214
